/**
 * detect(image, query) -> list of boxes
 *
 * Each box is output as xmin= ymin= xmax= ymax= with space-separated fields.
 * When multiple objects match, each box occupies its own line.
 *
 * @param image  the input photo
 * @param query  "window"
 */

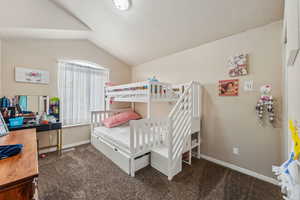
xmin=58 ymin=61 xmax=108 ymax=126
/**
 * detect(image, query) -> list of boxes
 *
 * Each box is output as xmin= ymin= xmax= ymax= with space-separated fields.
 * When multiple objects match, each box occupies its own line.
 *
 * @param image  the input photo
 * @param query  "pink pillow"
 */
xmin=105 ymin=82 xmax=117 ymax=86
xmin=102 ymin=111 xmax=141 ymax=128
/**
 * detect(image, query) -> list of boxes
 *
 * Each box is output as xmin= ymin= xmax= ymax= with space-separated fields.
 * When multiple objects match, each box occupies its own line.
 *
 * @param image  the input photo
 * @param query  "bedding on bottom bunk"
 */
xmin=94 ymin=125 xmax=131 ymax=152
xmin=94 ymin=125 xmax=162 ymax=153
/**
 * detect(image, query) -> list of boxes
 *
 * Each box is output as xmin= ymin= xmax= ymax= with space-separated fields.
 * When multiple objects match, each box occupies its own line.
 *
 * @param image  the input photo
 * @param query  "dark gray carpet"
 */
xmin=38 ymin=144 xmax=281 ymax=200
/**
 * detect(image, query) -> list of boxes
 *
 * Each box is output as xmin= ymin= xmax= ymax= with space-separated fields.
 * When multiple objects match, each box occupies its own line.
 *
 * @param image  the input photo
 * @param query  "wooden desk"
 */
xmin=0 ymin=129 xmax=38 ymax=200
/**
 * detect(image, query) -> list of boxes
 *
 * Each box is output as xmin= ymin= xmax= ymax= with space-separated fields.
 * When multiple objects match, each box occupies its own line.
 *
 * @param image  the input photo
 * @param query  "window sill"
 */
xmin=62 ymin=123 xmax=91 ymax=129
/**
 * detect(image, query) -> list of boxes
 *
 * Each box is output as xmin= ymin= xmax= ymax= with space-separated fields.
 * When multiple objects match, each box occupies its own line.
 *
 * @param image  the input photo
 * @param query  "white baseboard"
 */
xmin=39 ymin=140 xmax=90 ymax=154
xmin=200 ymin=154 xmax=279 ymax=186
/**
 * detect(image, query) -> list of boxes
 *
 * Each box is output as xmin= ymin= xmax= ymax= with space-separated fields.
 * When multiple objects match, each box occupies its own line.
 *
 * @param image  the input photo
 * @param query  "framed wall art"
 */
xmin=228 ymin=53 xmax=248 ymax=77
xmin=219 ymin=79 xmax=239 ymax=96
xmin=15 ymin=67 xmax=50 ymax=84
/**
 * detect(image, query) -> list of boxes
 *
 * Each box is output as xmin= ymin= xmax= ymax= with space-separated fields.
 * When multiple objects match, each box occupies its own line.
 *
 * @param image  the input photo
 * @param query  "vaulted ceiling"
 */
xmin=0 ymin=0 xmax=90 ymax=39
xmin=52 ymin=0 xmax=284 ymax=66
xmin=0 ymin=0 xmax=88 ymax=30
xmin=0 ymin=0 xmax=283 ymax=66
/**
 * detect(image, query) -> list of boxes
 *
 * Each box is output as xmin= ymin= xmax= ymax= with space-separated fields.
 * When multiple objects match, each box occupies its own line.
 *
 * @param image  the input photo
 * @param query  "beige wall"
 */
xmin=0 ymin=40 xmax=2 ymax=97
xmin=1 ymin=39 xmax=131 ymax=148
xmin=132 ymin=21 xmax=283 ymax=178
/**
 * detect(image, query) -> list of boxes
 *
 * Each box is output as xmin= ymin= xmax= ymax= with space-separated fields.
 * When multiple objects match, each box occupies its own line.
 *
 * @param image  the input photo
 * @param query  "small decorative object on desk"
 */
xmin=0 ymin=112 xmax=9 ymax=137
xmin=8 ymin=117 xmax=24 ymax=127
xmin=0 ymin=96 xmax=11 ymax=108
xmin=49 ymin=97 xmax=60 ymax=122
xmin=47 ymin=115 xmax=57 ymax=123
xmin=40 ymin=112 xmax=49 ymax=124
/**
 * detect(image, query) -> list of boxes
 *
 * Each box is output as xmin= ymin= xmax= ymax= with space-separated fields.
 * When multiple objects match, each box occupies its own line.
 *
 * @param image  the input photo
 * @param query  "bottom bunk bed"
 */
xmin=91 ymin=110 xmax=169 ymax=177
xmin=91 ymin=130 xmax=150 ymax=175
xmin=91 ymin=111 xmax=199 ymax=180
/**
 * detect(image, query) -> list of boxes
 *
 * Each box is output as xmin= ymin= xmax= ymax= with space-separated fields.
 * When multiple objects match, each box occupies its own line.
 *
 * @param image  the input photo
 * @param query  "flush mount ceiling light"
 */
xmin=112 ymin=0 xmax=131 ymax=11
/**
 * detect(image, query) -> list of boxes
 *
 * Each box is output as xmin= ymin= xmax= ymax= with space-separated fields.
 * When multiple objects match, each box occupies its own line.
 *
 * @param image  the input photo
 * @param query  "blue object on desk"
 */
xmin=0 ymin=144 xmax=23 ymax=160
xmin=0 ymin=96 xmax=10 ymax=108
xmin=18 ymin=96 xmax=28 ymax=111
xmin=9 ymin=117 xmax=24 ymax=127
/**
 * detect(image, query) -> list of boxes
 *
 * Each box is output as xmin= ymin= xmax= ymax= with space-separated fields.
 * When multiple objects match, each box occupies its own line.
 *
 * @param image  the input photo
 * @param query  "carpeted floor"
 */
xmin=38 ymin=144 xmax=282 ymax=200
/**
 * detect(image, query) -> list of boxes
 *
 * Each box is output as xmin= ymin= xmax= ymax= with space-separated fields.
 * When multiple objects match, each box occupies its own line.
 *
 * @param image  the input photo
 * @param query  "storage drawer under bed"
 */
xmin=91 ymin=134 xmax=149 ymax=175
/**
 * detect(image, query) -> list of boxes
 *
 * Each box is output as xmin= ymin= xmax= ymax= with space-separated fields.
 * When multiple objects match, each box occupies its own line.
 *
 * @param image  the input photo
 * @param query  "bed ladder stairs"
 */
xmin=150 ymin=81 xmax=200 ymax=180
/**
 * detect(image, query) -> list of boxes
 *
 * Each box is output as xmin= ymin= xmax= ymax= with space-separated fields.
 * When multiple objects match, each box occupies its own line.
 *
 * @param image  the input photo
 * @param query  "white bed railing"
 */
xmin=105 ymin=81 xmax=182 ymax=102
xmin=91 ymin=110 xmax=168 ymax=157
xmin=130 ymin=118 xmax=169 ymax=156
xmin=149 ymin=82 xmax=177 ymax=100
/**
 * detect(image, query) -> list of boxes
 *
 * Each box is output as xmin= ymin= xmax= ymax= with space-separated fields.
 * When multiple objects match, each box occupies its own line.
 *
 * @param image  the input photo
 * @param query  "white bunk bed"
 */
xmin=91 ymin=81 xmax=202 ymax=180
xmin=104 ymin=81 xmax=184 ymax=118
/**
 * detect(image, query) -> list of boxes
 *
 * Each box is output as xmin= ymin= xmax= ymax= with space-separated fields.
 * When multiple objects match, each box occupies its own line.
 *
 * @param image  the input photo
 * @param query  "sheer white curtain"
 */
xmin=58 ymin=61 xmax=108 ymax=126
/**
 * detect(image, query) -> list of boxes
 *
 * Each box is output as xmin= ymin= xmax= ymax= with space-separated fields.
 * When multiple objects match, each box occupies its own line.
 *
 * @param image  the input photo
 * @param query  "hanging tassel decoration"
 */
xmin=256 ymin=99 xmax=264 ymax=120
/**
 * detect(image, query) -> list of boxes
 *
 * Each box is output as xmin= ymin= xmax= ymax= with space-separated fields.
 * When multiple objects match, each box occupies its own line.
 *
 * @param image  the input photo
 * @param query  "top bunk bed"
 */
xmin=105 ymin=81 xmax=186 ymax=103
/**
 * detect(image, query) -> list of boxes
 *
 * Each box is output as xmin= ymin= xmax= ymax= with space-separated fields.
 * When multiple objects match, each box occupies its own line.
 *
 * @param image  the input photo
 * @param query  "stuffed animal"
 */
xmin=260 ymin=84 xmax=272 ymax=94
xmin=273 ymin=151 xmax=300 ymax=199
xmin=147 ymin=76 xmax=158 ymax=82
xmin=255 ymin=84 xmax=275 ymax=123
xmin=273 ymin=121 xmax=300 ymax=200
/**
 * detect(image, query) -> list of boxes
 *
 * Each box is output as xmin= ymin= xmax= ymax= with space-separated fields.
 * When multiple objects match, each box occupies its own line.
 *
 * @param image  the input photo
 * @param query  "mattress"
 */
xmin=93 ymin=125 xmax=162 ymax=153
xmin=94 ymin=125 xmax=131 ymax=152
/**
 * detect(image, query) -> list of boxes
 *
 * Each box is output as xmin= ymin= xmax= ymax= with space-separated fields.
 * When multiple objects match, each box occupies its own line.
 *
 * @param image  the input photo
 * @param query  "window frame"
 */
xmin=57 ymin=60 xmax=109 ymax=127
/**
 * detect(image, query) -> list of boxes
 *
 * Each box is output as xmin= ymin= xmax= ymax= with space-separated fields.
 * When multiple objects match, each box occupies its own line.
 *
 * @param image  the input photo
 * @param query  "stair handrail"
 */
xmin=168 ymin=81 xmax=200 ymax=118
xmin=167 ymin=82 xmax=197 ymax=180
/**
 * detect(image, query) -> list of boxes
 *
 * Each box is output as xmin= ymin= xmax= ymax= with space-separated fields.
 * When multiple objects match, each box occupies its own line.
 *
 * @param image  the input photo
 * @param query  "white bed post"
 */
xmin=91 ymin=111 xmax=94 ymax=132
xmin=167 ymin=119 xmax=173 ymax=181
xmin=130 ymin=158 xmax=135 ymax=177
xmin=130 ymin=122 xmax=135 ymax=177
xmin=104 ymin=86 xmax=107 ymax=111
xmin=189 ymin=87 xmax=193 ymax=164
xmin=197 ymin=84 xmax=201 ymax=159
xmin=147 ymin=102 xmax=151 ymax=118
xmin=147 ymin=82 xmax=151 ymax=119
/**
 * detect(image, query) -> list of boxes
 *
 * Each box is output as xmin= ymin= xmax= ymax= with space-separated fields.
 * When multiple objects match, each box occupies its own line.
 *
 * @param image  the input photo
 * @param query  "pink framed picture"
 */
xmin=219 ymin=79 xmax=239 ymax=96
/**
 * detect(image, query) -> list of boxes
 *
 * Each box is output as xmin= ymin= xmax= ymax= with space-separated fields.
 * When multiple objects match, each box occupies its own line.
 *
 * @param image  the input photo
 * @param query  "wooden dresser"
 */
xmin=0 ymin=129 xmax=38 ymax=200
